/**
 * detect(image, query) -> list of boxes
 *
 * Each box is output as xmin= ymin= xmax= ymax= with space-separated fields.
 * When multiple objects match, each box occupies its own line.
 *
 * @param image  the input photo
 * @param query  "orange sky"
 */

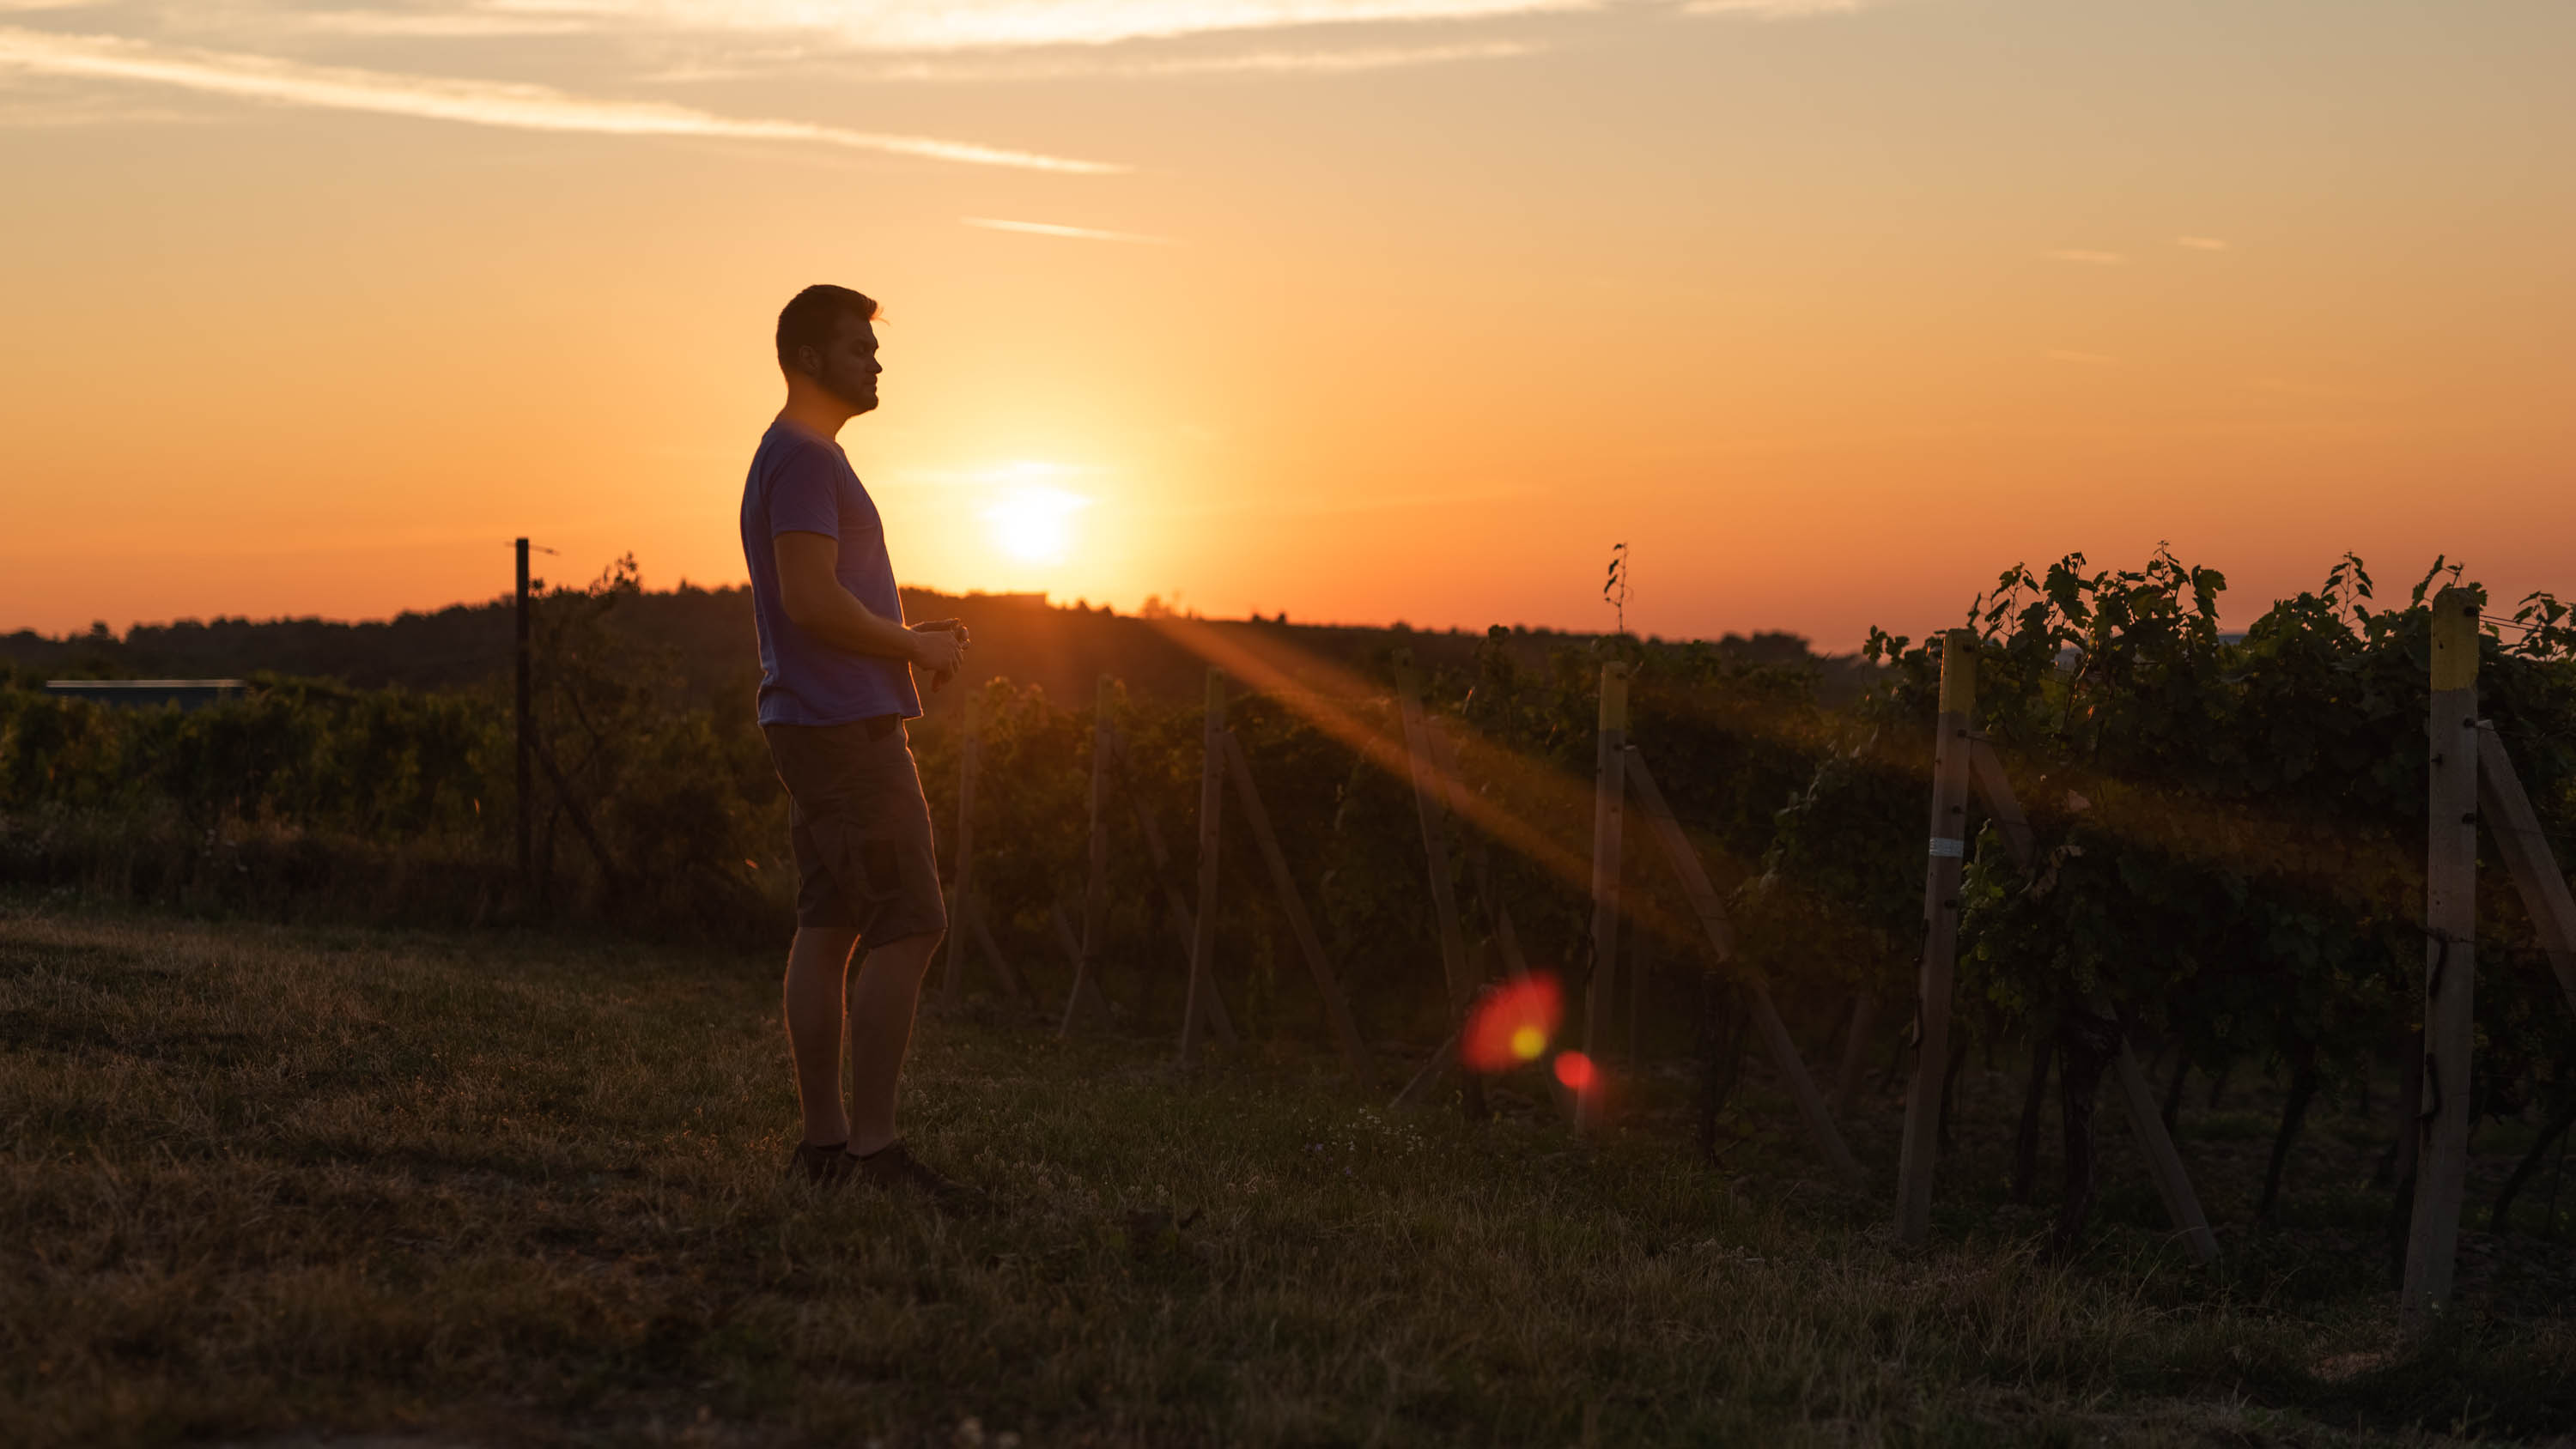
xmin=3 ymin=0 xmax=2570 ymax=649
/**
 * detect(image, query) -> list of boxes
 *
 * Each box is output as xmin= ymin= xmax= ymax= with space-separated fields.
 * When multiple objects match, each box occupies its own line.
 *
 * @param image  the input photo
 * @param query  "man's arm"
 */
xmin=774 ymin=531 xmax=965 ymax=675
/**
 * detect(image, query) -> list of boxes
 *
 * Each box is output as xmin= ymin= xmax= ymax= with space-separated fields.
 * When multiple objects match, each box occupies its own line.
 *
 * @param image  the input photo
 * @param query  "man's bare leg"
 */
xmin=784 ymin=925 xmax=863 ymax=1147
xmin=844 ymin=930 xmax=942 ymax=1157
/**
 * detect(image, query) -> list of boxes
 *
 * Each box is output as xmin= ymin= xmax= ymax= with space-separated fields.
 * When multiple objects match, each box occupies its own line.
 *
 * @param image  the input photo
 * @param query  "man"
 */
xmin=741 ymin=283 xmax=972 ymax=1200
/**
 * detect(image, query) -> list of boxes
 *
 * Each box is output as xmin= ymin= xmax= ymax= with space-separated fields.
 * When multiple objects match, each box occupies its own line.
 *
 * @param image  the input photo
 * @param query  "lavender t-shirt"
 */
xmin=738 ymin=418 xmax=921 ymax=726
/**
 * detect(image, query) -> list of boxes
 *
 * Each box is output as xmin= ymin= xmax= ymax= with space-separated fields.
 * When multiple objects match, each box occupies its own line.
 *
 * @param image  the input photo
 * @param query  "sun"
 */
xmin=981 ymin=475 xmax=1090 ymax=565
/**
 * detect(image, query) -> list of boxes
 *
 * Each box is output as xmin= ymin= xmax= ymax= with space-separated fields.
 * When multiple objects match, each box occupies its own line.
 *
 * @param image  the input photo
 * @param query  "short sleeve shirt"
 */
xmin=739 ymin=418 xmax=922 ymax=726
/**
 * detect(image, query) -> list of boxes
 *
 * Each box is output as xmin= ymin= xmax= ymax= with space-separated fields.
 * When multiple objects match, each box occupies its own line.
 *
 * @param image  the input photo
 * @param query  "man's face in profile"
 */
xmin=809 ymin=314 xmax=882 ymax=414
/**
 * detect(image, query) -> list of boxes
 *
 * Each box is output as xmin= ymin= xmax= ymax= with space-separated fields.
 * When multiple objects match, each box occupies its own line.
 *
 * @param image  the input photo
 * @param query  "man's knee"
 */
xmin=789 ymin=925 xmax=863 ymax=961
xmin=875 ymin=926 xmax=944 ymax=960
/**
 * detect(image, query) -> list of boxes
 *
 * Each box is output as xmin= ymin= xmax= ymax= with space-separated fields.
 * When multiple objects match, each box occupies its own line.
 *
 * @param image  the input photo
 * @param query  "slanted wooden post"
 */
xmin=939 ymin=689 xmax=981 ymax=1006
xmin=1834 ymin=996 xmax=1877 ymax=1118
xmin=1392 ymin=652 xmax=1484 ymax=1117
xmin=1424 ymin=720 xmax=1534 ymax=982
xmin=968 ymin=909 xmax=1032 ymax=1007
xmin=1627 ymin=916 xmax=1651 ymax=1060
xmin=1107 ymin=724 xmax=1237 ymax=1046
xmin=1178 ymin=670 xmax=1228 ymax=1068
xmin=1409 ymin=718 xmax=1570 ymax=1113
xmin=1627 ymin=749 xmax=1868 ymax=1187
xmin=1394 ymin=652 xmax=1474 ymax=1010
xmin=1581 ymin=662 xmax=1631 ymax=1131
xmin=2475 ymin=724 xmax=2576 ymax=1018
xmin=1064 ymin=675 xmax=1115 ymax=1035
xmin=1969 ymin=737 xmax=2217 ymax=1265
xmin=1898 ymin=631 xmax=1976 ymax=1244
xmin=1223 ymin=730 xmax=1374 ymax=1088
xmin=1050 ymin=902 xmax=1113 ymax=1024
xmin=2404 ymin=588 xmax=2482 ymax=1329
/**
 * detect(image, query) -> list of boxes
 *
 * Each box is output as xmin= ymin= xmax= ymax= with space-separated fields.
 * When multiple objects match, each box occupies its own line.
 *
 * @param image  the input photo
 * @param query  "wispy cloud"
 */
xmin=0 ymin=25 xmax=1125 ymax=171
xmin=481 ymin=0 xmax=1603 ymax=52
xmin=1680 ymin=0 xmax=1862 ymax=15
xmin=2175 ymin=235 xmax=2230 ymax=252
xmin=278 ymin=10 xmax=594 ymax=37
xmin=830 ymin=38 xmax=1546 ymax=83
xmin=2041 ymin=249 xmax=2127 ymax=265
xmin=963 ymin=216 xmax=1177 ymax=245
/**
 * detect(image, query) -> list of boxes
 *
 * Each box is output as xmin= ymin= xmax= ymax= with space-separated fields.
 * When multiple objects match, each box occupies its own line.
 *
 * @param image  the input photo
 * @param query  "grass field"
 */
xmin=4 ymin=900 xmax=2573 ymax=1447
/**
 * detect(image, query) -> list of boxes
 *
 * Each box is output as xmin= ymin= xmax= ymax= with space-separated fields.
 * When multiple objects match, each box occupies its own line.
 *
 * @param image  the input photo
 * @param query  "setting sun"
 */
xmin=981 ymin=480 xmax=1091 ymax=566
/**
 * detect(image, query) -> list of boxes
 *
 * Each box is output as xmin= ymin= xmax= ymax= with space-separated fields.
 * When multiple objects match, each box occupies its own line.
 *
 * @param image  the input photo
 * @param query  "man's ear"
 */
xmin=795 ymin=344 xmax=822 ymax=379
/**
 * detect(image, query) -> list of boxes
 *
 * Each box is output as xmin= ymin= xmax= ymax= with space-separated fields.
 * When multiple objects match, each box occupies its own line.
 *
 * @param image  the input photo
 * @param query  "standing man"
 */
xmin=742 ymin=283 xmax=972 ymax=1199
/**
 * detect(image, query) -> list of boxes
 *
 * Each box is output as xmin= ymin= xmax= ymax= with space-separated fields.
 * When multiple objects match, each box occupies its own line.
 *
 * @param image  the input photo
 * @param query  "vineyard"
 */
xmin=5 ymin=549 xmax=2576 ymax=1313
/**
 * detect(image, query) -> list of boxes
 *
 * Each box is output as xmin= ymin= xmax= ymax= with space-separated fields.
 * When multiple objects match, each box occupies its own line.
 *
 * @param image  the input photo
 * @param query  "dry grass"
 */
xmin=3 ymin=900 xmax=2570 ymax=1447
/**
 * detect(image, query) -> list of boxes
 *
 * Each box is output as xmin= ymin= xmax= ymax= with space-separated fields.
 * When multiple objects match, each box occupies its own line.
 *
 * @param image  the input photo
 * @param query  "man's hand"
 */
xmin=909 ymin=619 xmax=968 ymax=685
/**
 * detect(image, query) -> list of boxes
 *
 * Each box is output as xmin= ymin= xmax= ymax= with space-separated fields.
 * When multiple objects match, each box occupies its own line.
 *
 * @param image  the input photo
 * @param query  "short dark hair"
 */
xmin=775 ymin=284 xmax=880 ymax=371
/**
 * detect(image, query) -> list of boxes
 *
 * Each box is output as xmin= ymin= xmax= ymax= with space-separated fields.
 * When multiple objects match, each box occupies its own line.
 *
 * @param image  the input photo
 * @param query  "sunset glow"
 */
xmin=2 ymin=2 xmax=2570 ymax=640
xmin=982 ymin=482 xmax=1091 ymax=566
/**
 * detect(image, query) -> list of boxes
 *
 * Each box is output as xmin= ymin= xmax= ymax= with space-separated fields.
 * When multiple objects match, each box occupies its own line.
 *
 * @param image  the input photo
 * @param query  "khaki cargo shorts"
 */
xmin=762 ymin=715 xmax=948 ymax=947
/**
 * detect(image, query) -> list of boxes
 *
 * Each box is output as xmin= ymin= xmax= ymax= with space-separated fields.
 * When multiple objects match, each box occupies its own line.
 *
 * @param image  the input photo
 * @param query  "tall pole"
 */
xmin=514 ymin=537 xmax=532 ymax=892
xmin=2403 ymin=588 xmax=2481 ymax=1330
xmin=1897 ymin=630 xmax=1977 ymax=1244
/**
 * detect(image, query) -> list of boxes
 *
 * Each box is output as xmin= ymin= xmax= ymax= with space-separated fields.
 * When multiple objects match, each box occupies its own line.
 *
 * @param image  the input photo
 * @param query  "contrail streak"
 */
xmin=0 ymin=26 xmax=1127 ymax=173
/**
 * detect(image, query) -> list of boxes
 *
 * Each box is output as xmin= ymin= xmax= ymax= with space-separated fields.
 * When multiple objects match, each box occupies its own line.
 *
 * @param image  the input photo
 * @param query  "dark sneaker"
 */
xmin=849 ymin=1139 xmax=985 ymax=1214
xmin=788 ymin=1140 xmax=856 ymax=1185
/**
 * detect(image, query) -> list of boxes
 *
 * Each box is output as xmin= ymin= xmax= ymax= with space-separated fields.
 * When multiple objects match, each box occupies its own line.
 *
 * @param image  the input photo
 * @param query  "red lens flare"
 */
xmin=1552 ymin=1051 xmax=1596 ymax=1092
xmin=1460 ymin=973 xmax=1564 ymax=1073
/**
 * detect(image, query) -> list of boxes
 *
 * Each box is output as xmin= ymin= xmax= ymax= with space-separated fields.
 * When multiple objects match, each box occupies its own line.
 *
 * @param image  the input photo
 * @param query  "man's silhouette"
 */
xmin=741 ymin=283 xmax=971 ymax=1202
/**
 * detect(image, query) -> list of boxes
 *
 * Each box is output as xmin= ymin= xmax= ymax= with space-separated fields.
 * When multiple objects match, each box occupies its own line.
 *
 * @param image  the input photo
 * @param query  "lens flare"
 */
xmin=1552 ymin=1051 xmax=1596 ymax=1092
xmin=1460 ymin=973 xmax=1563 ymax=1073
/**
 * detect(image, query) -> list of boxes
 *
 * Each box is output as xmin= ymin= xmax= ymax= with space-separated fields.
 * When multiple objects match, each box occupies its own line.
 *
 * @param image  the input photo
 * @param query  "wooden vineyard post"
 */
xmin=514 ymin=536 xmax=532 ymax=893
xmin=1582 ymin=662 xmax=1631 ymax=1132
xmin=1897 ymin=631 xmax=1976 ymax=1244
xmin=1064 ymin=676 xmax=1115 ymax=1035
xmin=1223 ymin=730 xmax=1375 ymax=1089
xmin=1177 ymin=670 xmax=1228 ymax=1069
xmin=1968 ymin=737 xmax=2219 ymax=1265
xmin=939 ymin=688 xmax=982 ymax=1006
xmin=1626 ymin=749 xmax=1868 ymax=1188
xmin=1105 ymin=724 xmax=1238 ymax=1046
xmin=1391 ymin=652 xmax=1483 ymax=1118
xmin=2404 ymin=589 xmax=2482 ymax=1330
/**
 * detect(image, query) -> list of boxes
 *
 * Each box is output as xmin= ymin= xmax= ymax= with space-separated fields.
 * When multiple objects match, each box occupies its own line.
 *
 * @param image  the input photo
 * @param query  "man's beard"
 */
xmin=823 ymin=372 xmax=878 ymax=413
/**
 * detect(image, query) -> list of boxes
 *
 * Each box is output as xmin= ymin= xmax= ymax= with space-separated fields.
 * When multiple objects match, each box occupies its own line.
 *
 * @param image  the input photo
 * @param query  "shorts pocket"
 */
xmin=813 ymin=816 xmax=902 ymax=910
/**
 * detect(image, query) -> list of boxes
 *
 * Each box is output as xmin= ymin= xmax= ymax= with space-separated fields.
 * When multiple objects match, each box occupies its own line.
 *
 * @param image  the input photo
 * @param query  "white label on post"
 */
xmin=1929 ymin=837 xmax=1965 ymax=858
